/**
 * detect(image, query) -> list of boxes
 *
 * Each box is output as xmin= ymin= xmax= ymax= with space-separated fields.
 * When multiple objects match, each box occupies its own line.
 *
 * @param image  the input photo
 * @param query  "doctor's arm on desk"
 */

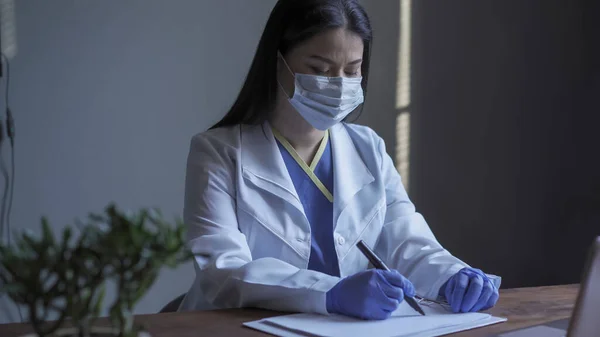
xmin=372 ymin=136 xmax=499 ymax=313
xmin=181 ymin=134 xmax=341 ymax=314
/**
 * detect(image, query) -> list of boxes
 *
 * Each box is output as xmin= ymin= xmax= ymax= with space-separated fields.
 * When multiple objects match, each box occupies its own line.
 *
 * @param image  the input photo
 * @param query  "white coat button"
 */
xmin=337 ymin=236 xmax=345 ymax=245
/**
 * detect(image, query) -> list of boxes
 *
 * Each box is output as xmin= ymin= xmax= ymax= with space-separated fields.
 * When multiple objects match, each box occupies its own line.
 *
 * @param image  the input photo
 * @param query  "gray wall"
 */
xmin=0 ymin=0 xmax=399 ymax=323
xmin=0 ymin=0 xmax=280 ymax=323
xmin=410 ymin=0 xmax=599 ymax=288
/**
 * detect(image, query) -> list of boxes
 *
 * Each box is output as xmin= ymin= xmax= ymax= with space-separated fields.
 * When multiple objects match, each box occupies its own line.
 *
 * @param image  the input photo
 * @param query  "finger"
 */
xmin=358 ymin=309 xmax=375 ymax=320
xmin=461 ymin=274 xmax=484 ymax=312
xmin=381 ymin=270 xmax=416 ymax=297
xmin=376 ymin=278 xmax=404 ymax=306
xmin=369 ymin=308 xmax=393 ymax=321
xmin=482 ymin=289 xmax=499 ymax=310
xmin=375 ymin=272 xmax=402 ymax=300
xmin=451 ymin=273 xmax=469 ymax=313
xmin=379 ymin=281 xmax=404 ymax=301
xmin=444 ymin=277 xmax=455 ymax=304
xmin=471 ymin=280 xmax=494 ymax=312
xmin=380 ymin=270 xmax=408 ymax=288
xmin=403 ymin=279 xmax=416 ymax=298
xmin=469 ymin=268 xmax=485 ymax=276
xmin=380 ymin=293 xmax=401 ymax=313
xmin=359 ymin=299 xmax=396 ymax=321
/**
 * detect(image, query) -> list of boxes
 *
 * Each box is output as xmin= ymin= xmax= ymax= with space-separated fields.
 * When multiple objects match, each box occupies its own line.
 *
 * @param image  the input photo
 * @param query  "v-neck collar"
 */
xmin=271 ymin=127 xmax=329 ymax=172
xmin=272 ymin=127 xmax=333 ymax=202
xmin=240 ymin=121 xmax=375 ymax=229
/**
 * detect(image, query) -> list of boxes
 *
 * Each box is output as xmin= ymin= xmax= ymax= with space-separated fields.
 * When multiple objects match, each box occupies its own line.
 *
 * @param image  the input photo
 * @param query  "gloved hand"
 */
xmin=441 ymin=267 xmax=499 ymax=313
xmin=326 ymin=269 xmax=415 ymax=320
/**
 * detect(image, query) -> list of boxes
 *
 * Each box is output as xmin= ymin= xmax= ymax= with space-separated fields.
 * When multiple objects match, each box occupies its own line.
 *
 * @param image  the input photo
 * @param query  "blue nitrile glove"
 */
xmin=441 ymin=267 xmax=499 ymax=313
xmin=326 ymin=269 xmax=416 ymax=320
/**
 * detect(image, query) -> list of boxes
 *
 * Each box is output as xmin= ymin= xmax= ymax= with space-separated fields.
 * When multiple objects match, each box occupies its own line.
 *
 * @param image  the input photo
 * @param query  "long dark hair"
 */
xmin=210 ymin=0 xmax=373 ymax=130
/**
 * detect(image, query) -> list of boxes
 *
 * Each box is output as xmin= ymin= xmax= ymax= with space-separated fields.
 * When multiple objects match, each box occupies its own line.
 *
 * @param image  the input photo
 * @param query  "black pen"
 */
xmin=356 ymin=240 xmax=426 ymax=316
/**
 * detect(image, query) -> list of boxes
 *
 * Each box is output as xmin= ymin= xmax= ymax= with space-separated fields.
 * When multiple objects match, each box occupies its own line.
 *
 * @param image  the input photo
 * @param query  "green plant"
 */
xmin=88 ymin=206 xmax=192 ymax=337
xmin=0 ymin=203 xmax=193 ymax=337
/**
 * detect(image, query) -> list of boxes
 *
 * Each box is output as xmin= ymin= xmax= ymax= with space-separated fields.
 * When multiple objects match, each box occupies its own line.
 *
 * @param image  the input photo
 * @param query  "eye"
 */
xmin=345 ymin=70 xmax=360 ymax=77
xmin=310 ymin=66 xmax=328 ymax=75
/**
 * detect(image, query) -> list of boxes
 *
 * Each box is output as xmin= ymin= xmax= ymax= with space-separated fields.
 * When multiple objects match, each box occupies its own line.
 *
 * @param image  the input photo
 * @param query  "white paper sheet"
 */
xmin=244 ymin=301 xmax=507 ymax=337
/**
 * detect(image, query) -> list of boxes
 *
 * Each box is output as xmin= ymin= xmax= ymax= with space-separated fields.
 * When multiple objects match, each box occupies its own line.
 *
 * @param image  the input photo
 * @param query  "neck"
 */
xmin=271 ymin=95 xmax=325 ymax=147
xmin=269 ymin=99 xmax=325 ymax=162
xmin=271 ymin=116 xmax=325 ymax=149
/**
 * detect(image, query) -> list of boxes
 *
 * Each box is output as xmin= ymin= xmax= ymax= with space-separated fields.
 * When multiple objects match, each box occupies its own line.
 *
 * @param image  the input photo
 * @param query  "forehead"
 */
xmin=292 ymin=28 xmax=364 ymax=62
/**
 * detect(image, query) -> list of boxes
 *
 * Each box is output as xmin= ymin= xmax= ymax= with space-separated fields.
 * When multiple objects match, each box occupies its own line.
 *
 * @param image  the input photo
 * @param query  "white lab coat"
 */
xmin=178 ymin=121 xmax=469 ymax=314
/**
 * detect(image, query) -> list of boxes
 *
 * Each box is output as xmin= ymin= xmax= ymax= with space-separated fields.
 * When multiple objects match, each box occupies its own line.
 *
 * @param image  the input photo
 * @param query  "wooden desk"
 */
xmin=0 ymin=284 xmax=578 ymax=337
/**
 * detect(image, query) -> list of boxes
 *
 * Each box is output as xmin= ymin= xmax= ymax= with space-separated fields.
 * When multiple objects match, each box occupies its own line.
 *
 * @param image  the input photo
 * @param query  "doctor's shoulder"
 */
xmin=186 ymin=124 xmax=242 ymax=169
xmin=340 ymin=122 xmax=389 ymax=166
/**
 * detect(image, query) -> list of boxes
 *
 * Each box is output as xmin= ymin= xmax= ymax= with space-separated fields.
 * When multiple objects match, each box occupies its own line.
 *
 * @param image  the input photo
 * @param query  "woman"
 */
xmin=179 ymin=0 xmax=499 ymax=320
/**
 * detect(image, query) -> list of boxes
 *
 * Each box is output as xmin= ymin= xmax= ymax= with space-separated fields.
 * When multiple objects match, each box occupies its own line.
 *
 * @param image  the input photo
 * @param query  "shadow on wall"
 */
xmin=551 ymin=64 xmax=600 ymax=286
xmin=404 ymin=0 xmax=599 ymax=288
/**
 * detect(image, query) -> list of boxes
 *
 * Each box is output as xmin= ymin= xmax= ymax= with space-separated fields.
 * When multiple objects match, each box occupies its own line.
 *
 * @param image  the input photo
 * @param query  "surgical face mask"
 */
xmin=277 ymin=53 xmax=365 ymax=130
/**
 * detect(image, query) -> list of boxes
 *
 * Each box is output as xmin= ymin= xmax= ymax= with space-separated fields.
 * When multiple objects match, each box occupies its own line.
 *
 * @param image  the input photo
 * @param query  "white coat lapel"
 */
xmin=240 ymin=122 xmax=306 ymax=220
xmin=330 ymin=123 xmax=375 ymax=227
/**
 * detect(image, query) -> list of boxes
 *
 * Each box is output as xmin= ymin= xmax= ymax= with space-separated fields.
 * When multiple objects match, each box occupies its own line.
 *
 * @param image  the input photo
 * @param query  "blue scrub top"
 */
xmin=274 ymin=130 xmax=340 ymax=277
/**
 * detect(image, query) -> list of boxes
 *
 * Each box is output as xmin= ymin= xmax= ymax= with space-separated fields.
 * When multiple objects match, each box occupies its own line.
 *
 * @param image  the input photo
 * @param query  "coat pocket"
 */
xmin=236 ymin=206 xmax=309 ymax=268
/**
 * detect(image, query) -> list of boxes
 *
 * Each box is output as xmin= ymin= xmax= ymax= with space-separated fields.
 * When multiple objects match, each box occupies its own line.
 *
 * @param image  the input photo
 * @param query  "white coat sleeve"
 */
xmin=372 ymin=137 xmax=469 ymax=300
xmin=183 ymin=134 xmax=340 ymax=314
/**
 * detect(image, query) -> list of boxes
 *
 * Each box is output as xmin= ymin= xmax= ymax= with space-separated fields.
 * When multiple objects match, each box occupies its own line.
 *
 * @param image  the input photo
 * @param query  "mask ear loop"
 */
xmin=277 ymin=51 xmax=296 ymax=77
xmin=276 ymin=51 xmax=295 ymax=99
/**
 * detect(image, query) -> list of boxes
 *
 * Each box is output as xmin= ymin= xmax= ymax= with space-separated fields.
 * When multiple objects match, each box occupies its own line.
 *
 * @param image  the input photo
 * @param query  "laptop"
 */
xmin=494 ymin=236 xmax=600 ymax=337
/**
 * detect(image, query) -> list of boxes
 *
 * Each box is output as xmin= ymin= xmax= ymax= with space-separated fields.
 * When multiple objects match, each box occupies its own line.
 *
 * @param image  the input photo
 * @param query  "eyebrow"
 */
xmin=309 ymin=55 xmax=363 ymax=65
